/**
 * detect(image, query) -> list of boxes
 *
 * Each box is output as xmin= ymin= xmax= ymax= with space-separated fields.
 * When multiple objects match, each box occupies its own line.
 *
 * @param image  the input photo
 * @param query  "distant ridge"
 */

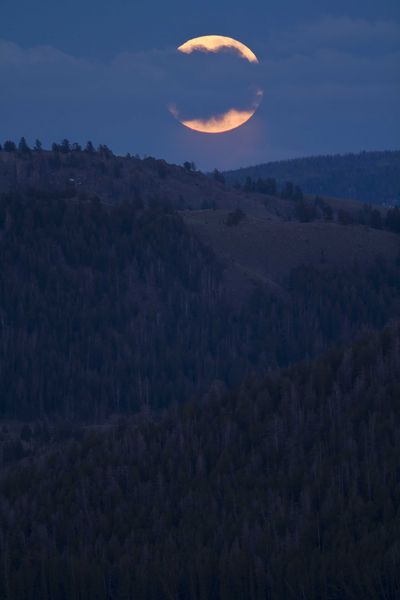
xmin=224 ymin=150 xmax=400 ymax=205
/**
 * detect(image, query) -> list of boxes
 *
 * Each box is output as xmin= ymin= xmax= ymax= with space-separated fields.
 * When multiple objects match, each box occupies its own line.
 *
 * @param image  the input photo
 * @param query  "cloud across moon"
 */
xmin=170 ymin=35 xmax=263 ymax=134
xmin=178 ymin=35 xmax=259 ymax=64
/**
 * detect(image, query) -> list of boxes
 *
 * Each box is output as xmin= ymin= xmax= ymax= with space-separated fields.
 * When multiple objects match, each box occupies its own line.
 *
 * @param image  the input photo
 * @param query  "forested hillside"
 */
xmin=224 ymin=151 xmax=400 ymax=205
xmin=0 ymin=323 xmax=399 ymax=599
xmin=1 ymin=190 xmax=400 ymax=420
xmin=0 ymin=141 xmax=264 ymax=215
xmin=0 ymin=140 xmax=399 ymax=599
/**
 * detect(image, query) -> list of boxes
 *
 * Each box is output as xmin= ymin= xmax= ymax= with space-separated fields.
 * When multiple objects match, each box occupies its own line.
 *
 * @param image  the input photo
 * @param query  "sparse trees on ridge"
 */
xmin=183 ymin=160 xmax=196 ymax=172
xmin=60 ymin=138 xmax=71 ymax=153
xmin=18 ymin=137 xmax=31 ymax=154
xmin=3 ymin=140 xmax=16 ymax=152
xmin=213 ymin=168 xmax=225 ymax=184
xmin=85 ymin=140 xmax=95 ymax=153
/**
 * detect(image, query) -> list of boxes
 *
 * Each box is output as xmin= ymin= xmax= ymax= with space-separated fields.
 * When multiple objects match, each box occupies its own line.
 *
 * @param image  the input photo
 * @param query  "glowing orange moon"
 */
xmin=170 ymin=35 xmax=263 ymax=134
xmin=178 ymin=35 xmax=259 ymax=64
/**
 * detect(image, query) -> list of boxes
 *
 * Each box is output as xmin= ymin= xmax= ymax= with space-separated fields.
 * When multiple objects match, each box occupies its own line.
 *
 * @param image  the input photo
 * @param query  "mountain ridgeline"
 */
xmin=224 ymin=150 xmax=400 ymax=206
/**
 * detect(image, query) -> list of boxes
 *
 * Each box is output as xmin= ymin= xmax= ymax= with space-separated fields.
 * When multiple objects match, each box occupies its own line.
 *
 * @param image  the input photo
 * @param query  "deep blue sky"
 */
xmin=1 ymin=0 xmax=399 ymax=169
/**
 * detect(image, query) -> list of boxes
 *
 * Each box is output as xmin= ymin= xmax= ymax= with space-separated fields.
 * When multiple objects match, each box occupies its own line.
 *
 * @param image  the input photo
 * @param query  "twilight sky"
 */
xmin=1 ymin=0 xmax=399 ymax=170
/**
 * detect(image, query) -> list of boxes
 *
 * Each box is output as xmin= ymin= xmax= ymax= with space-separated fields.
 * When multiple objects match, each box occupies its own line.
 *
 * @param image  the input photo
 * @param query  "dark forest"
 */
xmin=0 ymin=143 xmax=399 ymax=599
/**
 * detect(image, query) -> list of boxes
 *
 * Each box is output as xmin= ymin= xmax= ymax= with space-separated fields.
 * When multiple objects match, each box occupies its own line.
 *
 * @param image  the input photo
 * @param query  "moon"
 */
xmin=178 ymin=35 xmax=259 ymax=64
xmin=170 ymin=35 xmax=263 ymax=134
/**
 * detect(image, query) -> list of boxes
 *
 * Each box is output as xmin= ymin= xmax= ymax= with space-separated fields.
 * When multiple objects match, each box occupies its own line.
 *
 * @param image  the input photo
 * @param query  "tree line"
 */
xmin=223 ymin=150 xmax=400 ymax=205
xmin=0 ymin=137 xmax=113 ymax=157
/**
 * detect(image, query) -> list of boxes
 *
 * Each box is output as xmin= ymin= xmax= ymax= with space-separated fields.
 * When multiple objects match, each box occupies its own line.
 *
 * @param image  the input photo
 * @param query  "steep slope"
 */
xmin=1 ymin=323 xmax=399 ymax=599
xmin=183 ymin=208 xmax=400 ymax=292
xmin=1 ymin=187 xmax=400 ymax=421
xmin=224 ymin=150 xmax=400 ymax=205
xmin=0 ymin=193 xmax=224 ymax=419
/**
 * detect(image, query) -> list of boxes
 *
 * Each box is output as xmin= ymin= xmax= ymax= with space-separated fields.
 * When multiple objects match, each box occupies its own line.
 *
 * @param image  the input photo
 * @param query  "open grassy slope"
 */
xmin=184 ymin=209 xmax=400 ymax=297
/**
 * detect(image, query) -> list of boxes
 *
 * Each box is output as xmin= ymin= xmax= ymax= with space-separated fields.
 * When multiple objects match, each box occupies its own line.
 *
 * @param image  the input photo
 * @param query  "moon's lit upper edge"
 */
xmin=177 ymin=35 xmax=259 ymax=64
